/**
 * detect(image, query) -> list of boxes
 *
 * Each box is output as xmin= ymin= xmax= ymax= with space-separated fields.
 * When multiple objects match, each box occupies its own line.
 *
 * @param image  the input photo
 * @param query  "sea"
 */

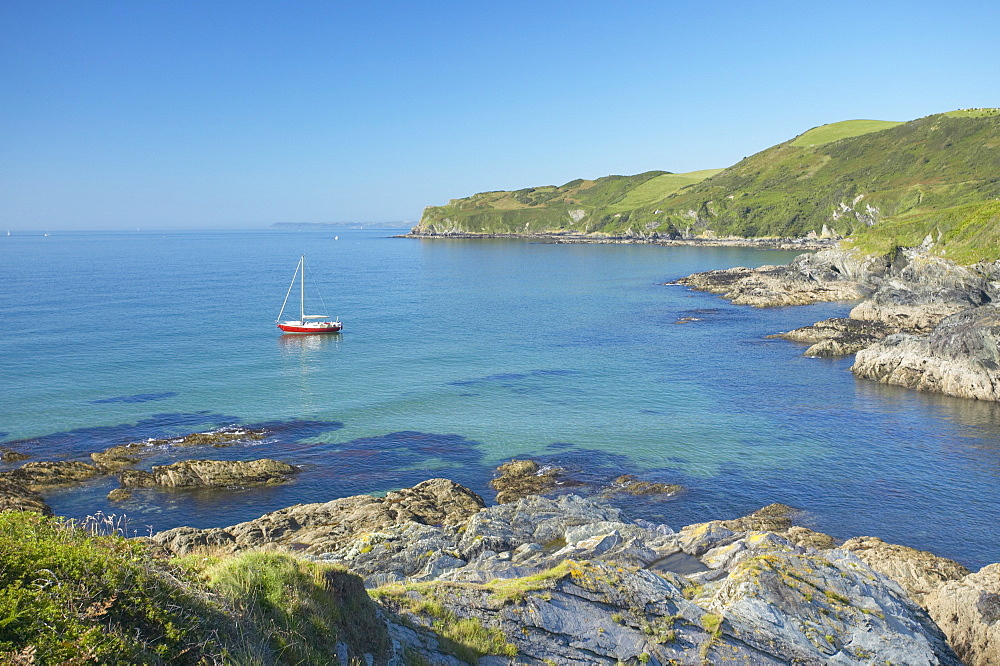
xmin=2 ymin=229 xmax=998 ymax=569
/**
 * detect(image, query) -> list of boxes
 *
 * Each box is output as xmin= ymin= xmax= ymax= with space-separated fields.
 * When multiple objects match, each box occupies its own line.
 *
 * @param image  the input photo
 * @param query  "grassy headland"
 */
xmin=413 ymin=110 xmax=1000 ymax=264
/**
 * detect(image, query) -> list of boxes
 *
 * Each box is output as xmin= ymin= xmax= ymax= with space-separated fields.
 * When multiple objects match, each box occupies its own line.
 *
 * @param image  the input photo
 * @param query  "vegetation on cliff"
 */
xmin=413 ymin=109 xmax=1000 ymax=263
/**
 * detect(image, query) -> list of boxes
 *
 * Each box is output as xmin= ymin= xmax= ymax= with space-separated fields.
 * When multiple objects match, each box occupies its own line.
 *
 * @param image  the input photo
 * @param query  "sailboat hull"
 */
xmin=277 ymin=321 xmax=343 ymax=333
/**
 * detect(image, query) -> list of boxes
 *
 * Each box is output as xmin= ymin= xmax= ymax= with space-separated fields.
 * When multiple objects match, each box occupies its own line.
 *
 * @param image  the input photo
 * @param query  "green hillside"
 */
xmin=788 ymin=119 xmax=903 ymax=147
xmin=413 ymin=169 xmax=721 ymax=236
xmin=414 ymin=110 xmax=1000 ymax=262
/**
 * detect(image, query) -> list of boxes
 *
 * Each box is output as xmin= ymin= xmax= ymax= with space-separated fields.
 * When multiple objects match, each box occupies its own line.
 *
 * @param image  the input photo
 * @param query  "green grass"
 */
xmin=848 ymin=200 xmax=1000 ymax=264
xmin=606 ymin=169 xmax=723 ymax=212
xmin=0 ymin=511 xmax=242 ymax=664
xmin=200 ymin=551 xmax=390 ymax=664
xmin=943 ymin=108 xmax=1000 ymax=118
xmin=371 ymin=584 xmax=517 ymax=663
xmin=0 ymin=511 xmax=393 ymax=665
xmin=789 ymin=119 xmax=903 ymax=147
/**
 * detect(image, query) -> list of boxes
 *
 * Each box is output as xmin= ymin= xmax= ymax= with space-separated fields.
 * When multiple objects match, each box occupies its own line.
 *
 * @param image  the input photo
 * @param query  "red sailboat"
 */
xmin=276 ymin=255 xmax=343 ymax=334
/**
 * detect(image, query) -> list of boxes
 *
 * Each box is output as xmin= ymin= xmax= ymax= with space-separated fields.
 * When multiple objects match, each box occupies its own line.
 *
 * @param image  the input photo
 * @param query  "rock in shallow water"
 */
xmin=119 ymin=458 xmax=299 ymax=489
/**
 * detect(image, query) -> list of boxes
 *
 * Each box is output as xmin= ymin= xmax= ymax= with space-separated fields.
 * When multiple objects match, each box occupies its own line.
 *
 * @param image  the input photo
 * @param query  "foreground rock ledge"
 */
xmin=851 ymin=305 xmax=1000 ymax=401
xmin=153 ymin=479 xmax=987 ymax=665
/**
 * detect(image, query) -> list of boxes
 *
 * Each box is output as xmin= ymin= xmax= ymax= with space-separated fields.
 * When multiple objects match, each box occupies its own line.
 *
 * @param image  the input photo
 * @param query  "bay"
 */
xmin=1 ymin=229 xmax=998 ymax=568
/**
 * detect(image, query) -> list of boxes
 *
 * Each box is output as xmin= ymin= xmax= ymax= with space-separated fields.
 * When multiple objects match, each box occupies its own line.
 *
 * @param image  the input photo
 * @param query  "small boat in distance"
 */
xmin=276 ymin=255 xmax=342 ymax=334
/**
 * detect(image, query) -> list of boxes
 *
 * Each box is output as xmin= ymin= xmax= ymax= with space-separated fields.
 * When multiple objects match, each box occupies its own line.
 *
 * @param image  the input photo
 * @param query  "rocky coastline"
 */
xmin=676 ymin=244 xmax=1000 ymax=402
xmin=147 ymin=474 xmax=998 ymax=665
xmin=2 ymin=433 xmax=997 ymax=663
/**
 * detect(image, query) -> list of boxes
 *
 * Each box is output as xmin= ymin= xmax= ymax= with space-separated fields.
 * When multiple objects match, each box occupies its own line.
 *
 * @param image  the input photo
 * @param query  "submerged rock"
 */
xmin=0 ymin=461 xmax=102 ymax=489
xmin=0 ymin=447 xmax=30 ymax=463
xmin=490 ymin=459 xmax=564 ymax=503
xmin=142 ymin=427 xmax=268 ymax=448
xmin=923 ymin=563 xmax=1000 ymax=666
xmin=603 ymin=474 xmax=683 ymax=497
xmin=118 ymin=458 xmax=299 ymax=489
xmin=851 ymin=305 xmax=1000 ymax=401
xmin=0 ymin=478 xmax=52 ymax=515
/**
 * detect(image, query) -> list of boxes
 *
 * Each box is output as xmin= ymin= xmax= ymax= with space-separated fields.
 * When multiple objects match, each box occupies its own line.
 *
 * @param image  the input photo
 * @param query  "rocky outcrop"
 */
xmin=770 ymin=317 xmax=897 ymax=356
xmin=0 ymin=479 xmax=52 ymax=515
xmin=674 ymin=262 xmax=865 ymax=307
xmin=152 ymin=478 xmax=485 ymax=557
xmin=849 ymin=254 xmax=997 ymax=332
xmin=489 ymin=459 xmax=564 ymax=503
xmin=0 ymin=447 xmax=29 ymax=463
xmin=119 ymin=458 xmax=299 ymax=489
xmin=153 ymin=481 xmax=967 ymax=664
xmin=91 ymin=444 xmax=144 ymax=471
xmin=923 ymin=564 xmax=1000 ymax=666
xmin=841 ymin=536 xmax=970 ymax=604
xmin=603 ymin=474 xmax=683 ymax=497
xmin=0 ymin=461 xmax=102 ymax=489
xmin=850 ymin=305 xmax=1000 ymax=400
xmin=143 ymin=427 xmax=267 ymax=448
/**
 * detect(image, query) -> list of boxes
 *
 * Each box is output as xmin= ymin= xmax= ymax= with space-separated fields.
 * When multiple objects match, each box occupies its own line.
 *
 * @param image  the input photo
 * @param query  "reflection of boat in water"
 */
xmin=276 ymin=255 xmax=342 ymax=334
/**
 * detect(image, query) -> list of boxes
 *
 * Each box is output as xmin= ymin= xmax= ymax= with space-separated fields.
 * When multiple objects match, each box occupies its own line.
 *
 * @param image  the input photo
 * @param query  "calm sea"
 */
xmin=2 ymin=230 xmax=998 ymax=568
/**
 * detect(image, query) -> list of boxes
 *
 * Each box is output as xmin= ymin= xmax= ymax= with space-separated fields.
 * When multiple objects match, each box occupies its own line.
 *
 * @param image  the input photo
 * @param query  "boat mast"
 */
xmin=300 ymin=255 xmax=305 ymax=321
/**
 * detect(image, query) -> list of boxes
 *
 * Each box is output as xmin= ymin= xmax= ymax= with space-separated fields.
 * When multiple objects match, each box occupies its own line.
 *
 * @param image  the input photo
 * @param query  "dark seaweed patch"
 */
xmin=91 ymin=392 xmax=178 ymax=404
xmin=449 ymin=368 xmax=579 ymax=387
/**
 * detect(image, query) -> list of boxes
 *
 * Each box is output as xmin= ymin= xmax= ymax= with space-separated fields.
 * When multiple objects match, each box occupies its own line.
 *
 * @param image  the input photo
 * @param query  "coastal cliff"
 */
xmin=409 ymin=111 xmax=1000 ymax=243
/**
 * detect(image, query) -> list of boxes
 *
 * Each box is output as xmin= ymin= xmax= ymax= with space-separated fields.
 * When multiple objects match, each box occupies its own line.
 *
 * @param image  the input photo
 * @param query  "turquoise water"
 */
xmin=2 ymin=230 xmax=999 ymax=567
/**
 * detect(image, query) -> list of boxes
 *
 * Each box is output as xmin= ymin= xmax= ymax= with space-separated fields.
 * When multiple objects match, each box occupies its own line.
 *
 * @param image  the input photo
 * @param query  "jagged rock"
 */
xmin=0 ymin=447 xmax=29 ymax=463
xmin=119 ymin=459 xmax=298 ymax=489
xmin=0 ymin=461 xmax=102 ymax=489
xmin=770 ymin=317 xmax=897 ymax=356
xmin=840 ymin=536 xmax=970 ymax=604
xmin=0 ymin=479 xmax=52 ymax=515
xmin=107 ymin=487 xmax=132 ymax=502
xmin=707 ymin=546 xmax=960 ymax=665
xmin=923 ymin=563 xmax=1000 ymax=666
xmin=720 ymin=503 xmax=795 ymax=533
xmin=152 ymin=478 xmax=485 ymax=557
xmin=849 ymin=254 xmax=997 ymax=332
xmin=603 ymin=474 xmax=683 ymax=496
xmin=851 ymin=305 xmax=1000 ymax=401
xmin=489 ymin=459 xmax=564 ymax=503
xmin=676 ymin=261 xmax=866 ymax=307
xmin=91 ymin=444 xmax=144 ymax=471
xmin=146 ymin=458 xmax=298 ymax=488
xmin=118 ymin=469 xmax=156 ymax=488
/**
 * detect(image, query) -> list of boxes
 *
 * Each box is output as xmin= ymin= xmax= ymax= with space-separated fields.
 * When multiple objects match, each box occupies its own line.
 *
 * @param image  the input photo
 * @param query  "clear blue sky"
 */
xmin=2 ymin=1 xmax=998 ymax=229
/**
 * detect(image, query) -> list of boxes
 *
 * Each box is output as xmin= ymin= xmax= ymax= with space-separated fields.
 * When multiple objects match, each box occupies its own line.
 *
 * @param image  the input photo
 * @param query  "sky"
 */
xmin=1 ymin=1 xmax=998 ymax=230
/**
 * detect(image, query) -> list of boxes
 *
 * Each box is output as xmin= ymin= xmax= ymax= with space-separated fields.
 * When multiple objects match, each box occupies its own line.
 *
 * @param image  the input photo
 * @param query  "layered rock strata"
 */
xmin=850 ymin=306 xmax=1000 ymax=400
xmin=118 ymin=458 xmax=300 ymax=489
xmin=154 ymin=481 xmax=977 ymax=665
